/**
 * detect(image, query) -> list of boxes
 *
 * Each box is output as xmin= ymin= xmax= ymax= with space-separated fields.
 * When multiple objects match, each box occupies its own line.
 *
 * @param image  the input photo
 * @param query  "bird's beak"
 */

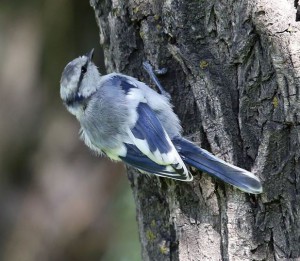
xmin=86 ymin=48 xmax=94 ymax=62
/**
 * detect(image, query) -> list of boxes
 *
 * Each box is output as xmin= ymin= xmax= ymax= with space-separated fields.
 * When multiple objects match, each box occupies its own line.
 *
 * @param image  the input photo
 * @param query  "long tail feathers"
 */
xmin=172 ymin=137 xmax=263 ymax=194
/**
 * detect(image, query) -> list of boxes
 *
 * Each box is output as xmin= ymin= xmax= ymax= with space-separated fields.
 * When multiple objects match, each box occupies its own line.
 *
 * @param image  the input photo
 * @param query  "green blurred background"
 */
xmin=0 ymin=1 xmax=140 ymax=260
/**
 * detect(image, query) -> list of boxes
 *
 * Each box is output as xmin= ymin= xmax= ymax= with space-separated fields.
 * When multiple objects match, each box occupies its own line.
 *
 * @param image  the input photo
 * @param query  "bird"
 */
xmin=60 ymin=49 xmax=263 ymax=194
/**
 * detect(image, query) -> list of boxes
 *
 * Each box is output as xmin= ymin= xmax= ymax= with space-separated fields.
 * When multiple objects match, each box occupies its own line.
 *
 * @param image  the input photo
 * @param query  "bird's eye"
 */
xmin=81 ymin=66 xmax=87 ymax=74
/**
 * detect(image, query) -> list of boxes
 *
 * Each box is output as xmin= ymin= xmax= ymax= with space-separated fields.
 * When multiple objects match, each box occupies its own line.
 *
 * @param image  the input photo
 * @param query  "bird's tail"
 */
xmin=172 ymin=137 xmax=263 ymax=194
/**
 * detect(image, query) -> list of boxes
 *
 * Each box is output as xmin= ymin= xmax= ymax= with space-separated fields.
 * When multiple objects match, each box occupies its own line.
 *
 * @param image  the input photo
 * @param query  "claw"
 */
xmin=143 ymin=61 xmax=171 ymax=99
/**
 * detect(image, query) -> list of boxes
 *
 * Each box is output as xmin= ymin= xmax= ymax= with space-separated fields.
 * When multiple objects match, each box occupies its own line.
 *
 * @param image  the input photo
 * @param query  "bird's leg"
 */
xmin=142 ymin=61 xmax=171 ymax=99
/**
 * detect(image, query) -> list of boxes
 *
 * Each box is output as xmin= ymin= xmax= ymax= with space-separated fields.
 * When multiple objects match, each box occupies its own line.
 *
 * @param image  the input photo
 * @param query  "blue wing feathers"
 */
xmin=120 ymin=144 xmax=186 ymax=180
xmin=106 ymin=79 xmax=190 ymax=180
xmin=119 ymin=78 xmax=138 ymax=94
xmin=132 ymin=103 xmax=172 ymax=154
xmin=120 ymin=144 xmax=167 ymax=173
xmin=107 ymin=75 xmax=138 ymax=94
xmin=122 ymin=102 xmax=189 ymax=180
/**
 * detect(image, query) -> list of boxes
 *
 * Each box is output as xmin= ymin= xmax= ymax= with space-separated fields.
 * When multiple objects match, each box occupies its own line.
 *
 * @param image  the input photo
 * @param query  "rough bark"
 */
xmin=90 ymin=0 xmax=300 ymax=260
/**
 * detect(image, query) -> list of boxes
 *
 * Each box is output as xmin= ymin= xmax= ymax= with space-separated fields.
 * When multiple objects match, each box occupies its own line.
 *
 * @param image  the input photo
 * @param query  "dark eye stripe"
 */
xmin=65 ymin=59 xmax=90 ymax=107
xmin=77 ymin=60 xmax=89 ymax=87
xmin=73 ymin=59 xmax=89 ymax=97
xmin=81 ymin=66 xmax=87 ymax=74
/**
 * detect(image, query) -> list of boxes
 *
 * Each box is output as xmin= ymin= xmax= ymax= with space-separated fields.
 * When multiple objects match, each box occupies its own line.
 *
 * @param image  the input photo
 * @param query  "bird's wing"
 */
xmin=102 ymin=75 xmax=192 ymax=181
xmin=120 ymin=143 xmax=189 ymax=180
xmin=122 ymin=102 xmax=193 ymax=181
xmin=124 ymin=102 xmax=192 ymax=181
xmin=120 ymin=75 xmax=191 ymax=180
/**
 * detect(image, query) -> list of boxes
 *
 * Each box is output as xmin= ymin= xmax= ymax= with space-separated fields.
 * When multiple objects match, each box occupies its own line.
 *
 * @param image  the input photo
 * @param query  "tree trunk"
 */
xmin=90 ymin=0 xmax=300 ymax=260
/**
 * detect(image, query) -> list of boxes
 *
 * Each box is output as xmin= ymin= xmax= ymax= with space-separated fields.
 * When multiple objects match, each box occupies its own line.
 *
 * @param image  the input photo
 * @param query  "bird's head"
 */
xmin=60 ymin=49 xmax=100 ymax=118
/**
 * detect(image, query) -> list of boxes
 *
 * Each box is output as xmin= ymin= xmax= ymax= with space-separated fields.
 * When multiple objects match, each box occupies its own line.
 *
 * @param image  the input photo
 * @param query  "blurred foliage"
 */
xmin=0 ymin=1 xmax=140 ymax=260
